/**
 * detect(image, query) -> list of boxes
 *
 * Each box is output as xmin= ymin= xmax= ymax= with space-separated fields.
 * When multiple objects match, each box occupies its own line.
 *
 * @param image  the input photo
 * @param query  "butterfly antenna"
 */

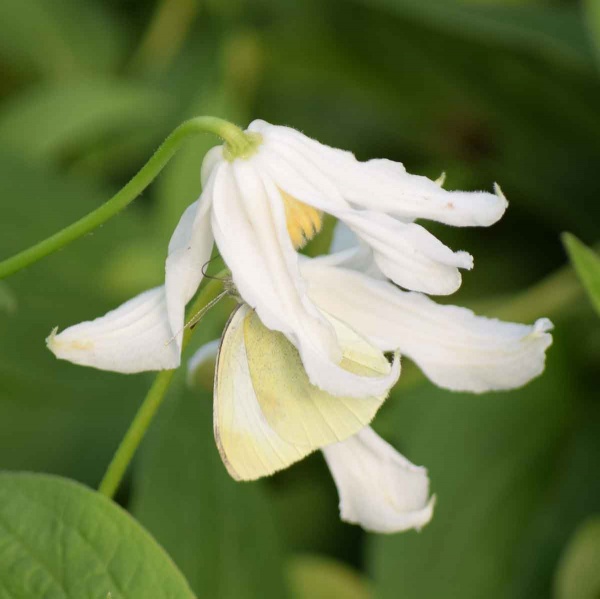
xmin=164 ymin=289 xmax=228 ymax=347
xmin=201 ymin=255 xmax=226 ymax=281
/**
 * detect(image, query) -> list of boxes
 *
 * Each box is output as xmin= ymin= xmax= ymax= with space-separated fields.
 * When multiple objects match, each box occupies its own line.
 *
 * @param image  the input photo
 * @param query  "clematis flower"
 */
xmin=185 ymin=228 xmax=552 ymax=532
xmin=45 ymin=119 xmax=553 ymax=533
xmin=48 ymin=119 xmax=508 ymax=399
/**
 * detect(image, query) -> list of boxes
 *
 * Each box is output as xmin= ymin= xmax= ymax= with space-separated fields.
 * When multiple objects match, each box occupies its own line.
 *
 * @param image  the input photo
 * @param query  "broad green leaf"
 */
xmin=0 ymin=472 xmax=195 ymax=598
xmin=369 ymin=336 xmax=572 ymax=599
xmin=131 ymin=379 xmax=290 ymax=598
xmin=289 ymin=555 xmax=372 ymax=599
xmin=0 ymin=0 xmax=126 ymax=79
xmin=554 ymin=517 xmax=600 ymax=599
xmin=562 ymin=233 xmax=600 ymax=316
xmin=0 ymin=150 xmax=148 ymax=484
xmin=0 ymin=80 xmax=172 ymax=166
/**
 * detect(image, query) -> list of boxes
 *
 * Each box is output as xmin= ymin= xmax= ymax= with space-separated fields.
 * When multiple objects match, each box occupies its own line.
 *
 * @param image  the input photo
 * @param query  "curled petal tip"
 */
xmin=493 ymin=182 xmax=509 ymax=207
xmin=435 ymin=172 xmax=446 ymax=187
xmin=456 ymin=251 xmax=474 ymax=270
xmin=45 ymin=326 xmax=59 ymax=347
xmin=415 ymin=495 xmax=437 ymax=532
xmin=533 ymin=317 xmax=554 ymax=335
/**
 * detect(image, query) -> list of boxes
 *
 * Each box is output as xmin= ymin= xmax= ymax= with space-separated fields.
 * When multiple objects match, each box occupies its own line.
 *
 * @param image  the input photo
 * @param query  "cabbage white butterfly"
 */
xmin=213 ymin=303 xmax=393 ymax=481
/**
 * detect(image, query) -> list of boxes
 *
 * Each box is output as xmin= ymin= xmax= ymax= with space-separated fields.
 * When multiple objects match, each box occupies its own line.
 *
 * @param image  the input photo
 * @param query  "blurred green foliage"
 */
xmin=0 ymin=0 xmax=598 ymax=597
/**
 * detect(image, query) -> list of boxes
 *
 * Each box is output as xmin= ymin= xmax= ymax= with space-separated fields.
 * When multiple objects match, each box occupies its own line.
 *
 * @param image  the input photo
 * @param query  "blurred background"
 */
xmin=0 ymin=0 xmax=599 ymax=597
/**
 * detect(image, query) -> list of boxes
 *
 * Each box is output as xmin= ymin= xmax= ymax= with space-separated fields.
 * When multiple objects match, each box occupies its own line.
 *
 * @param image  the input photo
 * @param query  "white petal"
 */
xmin=322 ymin=427 xmax=434 ymax=533
xmin=250 ymin=120 xmax=506 ymax=227
xmin=257 ymin=141 xmax=472 ymax=295
xmin=308 ymin=221 xmax=385 ymax=279
xmin=201 ymin=145 xmax=224 ymax=187
xmin=47 ymin=287 xmax=180 ymax=373
xmin=186 ymin=338 xmax=220 ymax=387
xmin=292 ymin=314 xmax=401 ymax=400
xmin=340 ymin=210 xmax=472 ymax=295
xmin=212 ymin=160 xmax=399 ymax=398
xmin=165 ymin=171 xmax=215 ymax=351
xmin=303 ymin=263 xmax=553 ymax=393
xmin=211 ymin=159 xmax=335 ymax=345
xmin=329 ymin=221 xmax=358 ymax=254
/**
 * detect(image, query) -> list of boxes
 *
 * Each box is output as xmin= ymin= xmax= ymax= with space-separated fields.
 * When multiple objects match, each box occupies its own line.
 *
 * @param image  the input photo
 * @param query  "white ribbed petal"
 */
xmin=323 ymin=427 xmax=434 ymax=533
xmin=255 ymin=136 xmax=472 ymax=295
xmin=47 ymin=286 xmax=180 ymax=372
xmin=303 ymin=262 xmax=554 ymax=393
xmin=340 ymin=210 xmax=472 ymax=295
xmin=201 ymin=145 xmax=224 ymax=186
xmin=211 ymin=160 xmax=398 ymax=398
xmin=165 ymin=171 xmax=215 ymax=351
xmin=211 ymin=159 xmax=335 ymax=347
xmin=249 ymin=119 xmax=507 ymax=227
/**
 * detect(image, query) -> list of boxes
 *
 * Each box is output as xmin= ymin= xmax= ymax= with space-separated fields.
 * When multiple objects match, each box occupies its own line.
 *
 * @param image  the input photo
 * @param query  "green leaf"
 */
xmin=554 ymin=517 xmax=600 ymax=599
xmin=131 ymin=380 xmax=290 ymax=598
xmin=562 ymin=233 xmax=600 ymax=316
xmin=289 ymin=555 xmax=372 ymax=599
xmin=0 ymin=472 xmax=196 ymax=598
xmin=368 ymin=338 xmax=572 ymax=599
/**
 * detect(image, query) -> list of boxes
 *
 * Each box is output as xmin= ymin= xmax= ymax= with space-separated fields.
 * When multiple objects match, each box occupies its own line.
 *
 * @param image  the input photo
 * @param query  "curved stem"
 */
xmin=0 ymin=116 xmax=244 ymax=280
xmin=98 ymin=274 xmax=227 ymax=498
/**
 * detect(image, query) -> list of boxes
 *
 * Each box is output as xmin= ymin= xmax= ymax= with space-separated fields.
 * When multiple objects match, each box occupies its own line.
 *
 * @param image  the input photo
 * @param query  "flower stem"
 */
xmin=98 ymin=275 xmax=227 ymax=498
xmin=0 ymin=116 xmax=244 ymax=280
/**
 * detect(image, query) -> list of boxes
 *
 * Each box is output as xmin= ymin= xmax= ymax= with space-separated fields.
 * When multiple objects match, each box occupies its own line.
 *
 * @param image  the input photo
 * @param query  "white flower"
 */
xmin=45 ymin=119 xmax=553 ymax=534
xmin=181 ymin=236 xmax=552 ymax=534
xmin=48 ymin=119 xmax=507 ymax=399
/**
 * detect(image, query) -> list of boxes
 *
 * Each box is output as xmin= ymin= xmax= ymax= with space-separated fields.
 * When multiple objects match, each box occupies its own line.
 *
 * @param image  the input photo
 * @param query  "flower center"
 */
xmin=280 ymin=190 xmax=323 ymax=249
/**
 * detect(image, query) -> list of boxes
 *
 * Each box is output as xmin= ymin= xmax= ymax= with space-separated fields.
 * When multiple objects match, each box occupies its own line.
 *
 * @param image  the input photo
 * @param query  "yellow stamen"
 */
xmin=280 ymin=189 xmax=323 ymax=249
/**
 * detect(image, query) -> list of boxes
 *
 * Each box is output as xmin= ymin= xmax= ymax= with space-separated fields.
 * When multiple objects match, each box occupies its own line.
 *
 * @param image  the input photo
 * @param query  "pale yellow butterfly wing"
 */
xmin=214 ymin=305 xmax=392 ymax=481
xmin=214 ymin=305 xmax=304 ymax=481
xmin=244 ymin=309 xmax=390 ymax=446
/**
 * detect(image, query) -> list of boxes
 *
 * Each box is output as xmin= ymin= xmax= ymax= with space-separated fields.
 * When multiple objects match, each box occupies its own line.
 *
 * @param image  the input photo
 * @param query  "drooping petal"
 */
xmin=165 ymin=170 xmax=216 ymax=351
xmin=249 ymin=119 xmax=507 ymax=227
xmin=303 ymin=262 xmax=553 ymax=393
xmin=211 ymin=157 xmax=336 ymax=350
xmin=47 ymin=287 xmax=180 ymax=373
xmin=212 ymin=158 xmax=398 ymax=397
xmin=322 ymin=427 xmax=434 ymax=533
xmin=340 ymin=210 xmax=472 ymax=295
xmin=255 ymin=138 xmax=473 ymax=295
xmin=201 ymin=145 xmax=224 ymax=187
